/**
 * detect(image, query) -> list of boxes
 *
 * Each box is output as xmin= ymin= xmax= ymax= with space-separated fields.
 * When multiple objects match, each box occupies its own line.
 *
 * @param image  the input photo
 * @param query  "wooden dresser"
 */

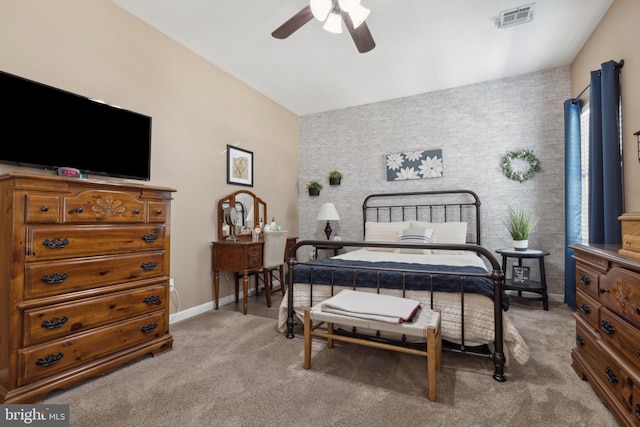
xmin=0 ymin=173 xmax=175 ymax=403
xmin=571 ymin=243 xmax=640 ymax=426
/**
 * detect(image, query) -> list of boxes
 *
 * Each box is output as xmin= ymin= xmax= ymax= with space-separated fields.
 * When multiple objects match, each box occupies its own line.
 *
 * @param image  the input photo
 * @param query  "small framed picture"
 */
xmin=512 ymin=266 xmax=530 ymax=285
xmin=227 ymin=145 xmax=253 ymax=187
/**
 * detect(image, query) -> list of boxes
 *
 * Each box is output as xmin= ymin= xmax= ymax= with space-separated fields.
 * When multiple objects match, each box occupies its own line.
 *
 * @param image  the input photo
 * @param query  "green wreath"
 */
xmin=501 ymin=149 xmax=541 ymax=183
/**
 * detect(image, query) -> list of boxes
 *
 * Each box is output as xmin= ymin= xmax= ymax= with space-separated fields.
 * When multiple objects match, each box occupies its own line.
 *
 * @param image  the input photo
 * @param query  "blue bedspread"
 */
xmin=290 ymin=258 xmax=509 ymax=311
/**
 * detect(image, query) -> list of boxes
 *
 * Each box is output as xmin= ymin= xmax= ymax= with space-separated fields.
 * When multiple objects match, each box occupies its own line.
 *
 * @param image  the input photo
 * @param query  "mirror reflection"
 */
xmin=218 ymin=190 xmax=267 ymax=240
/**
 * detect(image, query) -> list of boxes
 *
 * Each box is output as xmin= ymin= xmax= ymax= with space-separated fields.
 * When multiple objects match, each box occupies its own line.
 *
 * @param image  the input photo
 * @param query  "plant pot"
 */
xmin=513 ymin=240 xmax=528 ymax=251
xmin=308 ymin=188 xmax=320 ymax=196
xmin=329 ymin=177 xmax=341 ymax=186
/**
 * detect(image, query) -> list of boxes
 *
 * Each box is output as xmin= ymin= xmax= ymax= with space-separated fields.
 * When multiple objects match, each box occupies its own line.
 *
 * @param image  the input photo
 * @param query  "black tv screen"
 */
xmin=0 ymin=70 xmax=152 ymax=181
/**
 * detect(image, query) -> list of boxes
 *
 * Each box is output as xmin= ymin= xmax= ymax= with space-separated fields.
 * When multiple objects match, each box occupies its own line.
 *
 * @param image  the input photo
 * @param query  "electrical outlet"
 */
xmin=169 ymin=278 xmax=175 ymax=291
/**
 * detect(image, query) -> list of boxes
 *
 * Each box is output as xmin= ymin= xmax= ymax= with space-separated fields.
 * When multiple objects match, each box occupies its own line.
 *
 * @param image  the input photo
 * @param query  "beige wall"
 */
xmin=0 ymin=0 xmax=300 ymax=315
xmin=571 ymin=0 xmax=640 ymax=211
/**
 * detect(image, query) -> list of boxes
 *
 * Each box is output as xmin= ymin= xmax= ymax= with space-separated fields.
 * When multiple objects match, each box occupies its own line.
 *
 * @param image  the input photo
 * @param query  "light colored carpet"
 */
xmin=44 ymin=298 xmax=618 ymax=426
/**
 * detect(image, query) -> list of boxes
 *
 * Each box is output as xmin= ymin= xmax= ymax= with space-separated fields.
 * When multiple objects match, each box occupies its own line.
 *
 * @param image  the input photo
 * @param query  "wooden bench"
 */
xmin=303 ymin=297 xmax=442 ymax=401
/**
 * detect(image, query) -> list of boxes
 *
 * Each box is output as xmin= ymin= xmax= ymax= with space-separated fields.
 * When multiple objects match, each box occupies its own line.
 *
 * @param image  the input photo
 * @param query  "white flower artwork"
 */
xmin=386 ymin=149 xmax=443 ymax=181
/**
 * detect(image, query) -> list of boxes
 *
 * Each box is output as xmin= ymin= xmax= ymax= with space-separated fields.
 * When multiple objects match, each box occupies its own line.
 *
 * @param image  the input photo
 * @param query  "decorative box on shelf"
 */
xmin=619 ymin=212 xmax=640 ymax=260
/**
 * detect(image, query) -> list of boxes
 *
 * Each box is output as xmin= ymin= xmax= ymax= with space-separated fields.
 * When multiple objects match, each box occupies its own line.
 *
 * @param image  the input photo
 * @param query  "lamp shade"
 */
xmin=316 ymin=203 xmax=340 ymax=221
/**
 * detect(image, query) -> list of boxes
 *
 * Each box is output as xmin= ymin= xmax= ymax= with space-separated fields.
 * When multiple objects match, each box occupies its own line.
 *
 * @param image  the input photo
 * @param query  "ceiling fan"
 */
xmin=272 ymin=0 xmax=375 ymax=54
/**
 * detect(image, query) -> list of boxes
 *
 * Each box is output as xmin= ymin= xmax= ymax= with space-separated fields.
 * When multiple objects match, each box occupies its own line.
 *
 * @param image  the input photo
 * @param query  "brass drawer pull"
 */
xmin=41 ymin=316 xmax=68 ymax=330
xmin=141 ymin=261 xmax=158 ymax=271
xmin=144 ymin=295 xmax=160 ymax=305
xmin=141 ymin=233 xmax=158 ymax=243
xmin=576 ymin=334 xmax=585 ymax=346
xmin=41 ymin=272 xmax=68 ymax=284
xmin=141 ymin=322 xmax=158 ymax=334
xmin=42 ymin=237 xmax=69 ymax=249
xmin=600 ymin=320 xmax=615 ymax=335
xmin=36 ymin=352 xmax=64 ymax=367
xmin=579 ymin=274 xmax=590 ymax=286
xmin=579 ymin=302 xmax=590 ymax=315
xmin=605 ymin=366 xmax=618 ymax=384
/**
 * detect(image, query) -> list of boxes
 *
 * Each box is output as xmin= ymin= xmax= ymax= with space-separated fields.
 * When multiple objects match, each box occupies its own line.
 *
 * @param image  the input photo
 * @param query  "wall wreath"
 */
xmin=501 ymin=149 xmax=541 ymax=183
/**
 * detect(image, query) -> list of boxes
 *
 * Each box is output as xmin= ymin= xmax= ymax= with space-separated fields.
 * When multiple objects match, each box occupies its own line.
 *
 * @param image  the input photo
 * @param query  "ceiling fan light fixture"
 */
xmin=337 ymin=0 xmax=359 ymax=12
xmin=310 ymin=0 xmax=332 ymax=21
xmin=347 ymin=4 xmax=370 ymax=28
xmin=323 ymin=11 xmax=343 ymax=33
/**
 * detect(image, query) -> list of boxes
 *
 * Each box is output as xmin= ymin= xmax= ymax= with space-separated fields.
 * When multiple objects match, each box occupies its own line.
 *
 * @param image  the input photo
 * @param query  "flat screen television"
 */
xmin=0 ymin=70 xmax=152 ymax=181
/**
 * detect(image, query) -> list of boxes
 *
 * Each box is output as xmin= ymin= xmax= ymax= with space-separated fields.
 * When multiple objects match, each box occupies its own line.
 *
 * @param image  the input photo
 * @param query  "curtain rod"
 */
xmin=572 ymin=59 xmax=624 ymax=104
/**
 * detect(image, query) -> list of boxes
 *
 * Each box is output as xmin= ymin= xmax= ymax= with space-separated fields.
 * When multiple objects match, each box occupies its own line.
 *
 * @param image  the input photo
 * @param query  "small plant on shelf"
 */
xmin=328 ymin=170 xmax=342 ymax=186
xmin=307 ymin=180 xmax=323 ymax=196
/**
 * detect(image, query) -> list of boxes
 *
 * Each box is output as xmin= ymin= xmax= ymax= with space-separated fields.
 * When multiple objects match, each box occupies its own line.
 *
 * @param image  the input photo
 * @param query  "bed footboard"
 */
xmin=285 ymin=240 xmax=507 ymax=382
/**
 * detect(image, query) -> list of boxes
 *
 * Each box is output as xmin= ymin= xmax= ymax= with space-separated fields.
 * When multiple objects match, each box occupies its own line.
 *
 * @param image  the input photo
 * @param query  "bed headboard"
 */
xmin=362 ymin=190 xmax=481 ymax=245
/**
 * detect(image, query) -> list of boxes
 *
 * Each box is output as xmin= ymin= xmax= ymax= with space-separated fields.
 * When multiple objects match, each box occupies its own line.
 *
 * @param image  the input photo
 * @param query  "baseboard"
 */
xmin=169 ymin=290 xmax=258 ymax=324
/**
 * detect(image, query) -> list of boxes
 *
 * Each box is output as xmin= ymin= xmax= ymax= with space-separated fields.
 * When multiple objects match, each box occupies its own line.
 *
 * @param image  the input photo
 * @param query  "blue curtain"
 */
xmin=588 ymin=60 xmax=623 ymax=244
xmin=564 ymin=99 xmax=582 ymax=308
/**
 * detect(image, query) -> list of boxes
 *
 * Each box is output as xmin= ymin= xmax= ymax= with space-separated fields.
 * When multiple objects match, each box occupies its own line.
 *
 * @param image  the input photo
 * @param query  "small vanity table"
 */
xmin=211 ymin=190 xmax=296 ymax=315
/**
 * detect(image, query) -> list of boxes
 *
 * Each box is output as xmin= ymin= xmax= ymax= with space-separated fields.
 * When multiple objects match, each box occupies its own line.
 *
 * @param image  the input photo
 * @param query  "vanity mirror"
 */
xmin=217 ymin=190 xmax=266 ymax=240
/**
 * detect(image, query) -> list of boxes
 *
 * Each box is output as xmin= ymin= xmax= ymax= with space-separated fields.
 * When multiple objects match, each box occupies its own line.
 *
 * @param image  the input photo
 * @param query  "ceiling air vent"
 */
xmin=496 ymin=3 xmax=535 ymax=29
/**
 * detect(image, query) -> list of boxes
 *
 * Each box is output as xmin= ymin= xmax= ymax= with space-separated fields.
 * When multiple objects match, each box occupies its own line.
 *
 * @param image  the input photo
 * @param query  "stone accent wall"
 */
xmin=299 ymin=67 xmax=569 ymax=296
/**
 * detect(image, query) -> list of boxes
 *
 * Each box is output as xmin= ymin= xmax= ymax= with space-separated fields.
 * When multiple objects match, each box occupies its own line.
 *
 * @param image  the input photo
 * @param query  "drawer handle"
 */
xmin=134 ymin=209 xmax=140 ymax=214
xmin=42 ymin=238 xmax=69 ymax=249
xmin=41 ymin=272 xmax=68 ymax=284
xmin=141 ymin=322 xmax=158 ymax=334
xmin=636 ymin=404 xmax=640 ymax=421
xmin=68 ymin=207 xmax=84 ymax=214
xmin=36 ymin=352 xmax=64 ymax=367
xmin=144 ymin=295 xmax=160 ymax=305
xmin=41 ymin=205 xmax=49 ymax=212
xmin=576 ymin=334 xmax=585 ymax=346
xmin=141 ymin=233 xmax=159 ymax=243
xmin=600 ymin=288 xmax=609 ymax=294
xmin=156 ymin=209 xmax=162 ymax=215
xmin=579 ymin=302 xmax=590 ymax=315
xmin=579 ymin=274 xmax=590 ymax=286
xmin=41 ymin=316 xmax=68 ymax=330
xmin=605 ymin=366 xmax=618 ymax=384
xmin=141 ymin=261 xmax=158 ymax=271
xmin=601 ymin=320 xmax=615 ymax=335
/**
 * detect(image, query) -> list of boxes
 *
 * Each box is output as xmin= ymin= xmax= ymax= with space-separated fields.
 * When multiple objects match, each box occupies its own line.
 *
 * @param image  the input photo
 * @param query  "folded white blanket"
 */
xmin=320 ymin=290 xmax=421 ymax=324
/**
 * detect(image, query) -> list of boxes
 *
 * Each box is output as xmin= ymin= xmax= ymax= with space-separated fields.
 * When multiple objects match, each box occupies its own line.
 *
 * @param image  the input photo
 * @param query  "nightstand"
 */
xmin=495 ymin=248 xmax=550 ymax=310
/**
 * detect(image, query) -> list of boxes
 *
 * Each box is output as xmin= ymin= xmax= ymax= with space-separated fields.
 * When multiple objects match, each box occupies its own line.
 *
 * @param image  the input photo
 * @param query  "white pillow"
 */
xmin=364 ymin=221 xmax=410 ymax=251
xmin=397 ymin=228 xmax=434 ymax=254
xmin=411 ymin=221 xmax=467 ymax=254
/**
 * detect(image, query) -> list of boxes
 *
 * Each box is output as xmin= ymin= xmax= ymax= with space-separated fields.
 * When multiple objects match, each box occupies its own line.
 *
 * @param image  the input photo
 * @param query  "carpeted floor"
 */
xmin=44 ymin=294 xmax=619 ymax=426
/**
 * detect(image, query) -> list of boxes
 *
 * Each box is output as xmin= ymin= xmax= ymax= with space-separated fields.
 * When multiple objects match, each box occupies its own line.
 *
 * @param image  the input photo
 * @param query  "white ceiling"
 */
xmin=110 ymin=0 xmax=612 ymax=116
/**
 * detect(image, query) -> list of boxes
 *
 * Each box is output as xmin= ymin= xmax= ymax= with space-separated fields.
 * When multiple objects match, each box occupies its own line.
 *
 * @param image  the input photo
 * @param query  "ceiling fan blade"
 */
xmin=341 ymin=10 xmax=375 ymax=53
xmin=272 ymin=5 xmax=314 ymax=39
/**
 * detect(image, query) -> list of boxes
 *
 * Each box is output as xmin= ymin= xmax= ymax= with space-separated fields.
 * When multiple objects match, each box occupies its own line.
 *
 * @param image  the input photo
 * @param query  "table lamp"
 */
xmin=316 ymin=202 xmax=340 ymax=240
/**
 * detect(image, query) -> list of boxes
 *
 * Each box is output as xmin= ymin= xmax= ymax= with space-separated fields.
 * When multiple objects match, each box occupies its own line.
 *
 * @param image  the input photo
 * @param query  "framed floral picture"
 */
xmin=386 ymin=149 xmax=443 ymax=181
xmin=227 ymin=145 xmax=253 ymax=187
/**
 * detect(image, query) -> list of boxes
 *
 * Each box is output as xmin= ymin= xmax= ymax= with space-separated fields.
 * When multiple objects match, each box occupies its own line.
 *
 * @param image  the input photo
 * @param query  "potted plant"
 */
xmin=503 ymin=205 xmax=538 ymax=251
xmin=307 ymin=180 xmax=323 ymax=196
xmin=328 ymin=170 xmax=342 ymax=186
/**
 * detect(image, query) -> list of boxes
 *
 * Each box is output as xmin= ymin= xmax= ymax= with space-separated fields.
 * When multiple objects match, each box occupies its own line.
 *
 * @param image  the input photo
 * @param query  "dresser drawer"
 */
xmin=25 ymin=195 xmax=61 ymax=224
xmin=26 ymin=225 xmax=165 ymax=261
xmin=576 ymin=290 xmax=601 ymax=331
xmin=25 ymin=251 xmax=166 ymax=299
xmin=600 ymin=307 xmax=640 ymax=373
xmin=576 ymin=264 xmax=601 ymax=300
xmin=588 ymin=338 xmax=637 ymax=414
xmin=62 ymin=190 xmax=146 ymax=224
xmin=18 ymin=311 xmax=166 ymax=385
xmin=23 ymin=282 xmax=168 ymax=346
xmin=599 ymin=266 xmax=640 ymax=330
xmin=574 ymin=315 xmax=600 ymax=369
xmin=148 ymin=202 xmax=168 ymax=223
